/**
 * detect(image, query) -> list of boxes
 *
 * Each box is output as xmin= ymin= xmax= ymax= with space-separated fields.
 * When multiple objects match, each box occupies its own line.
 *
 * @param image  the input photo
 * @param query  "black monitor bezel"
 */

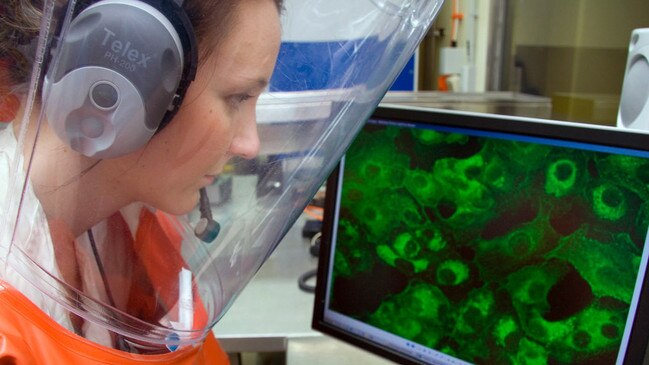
xmin=312 ymin=105 xmax=649 ymax=365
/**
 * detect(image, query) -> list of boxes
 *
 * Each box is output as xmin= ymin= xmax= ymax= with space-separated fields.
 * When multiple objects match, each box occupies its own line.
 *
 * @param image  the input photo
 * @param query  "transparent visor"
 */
xmin=0 ymin=0 xmax=442 ymax=353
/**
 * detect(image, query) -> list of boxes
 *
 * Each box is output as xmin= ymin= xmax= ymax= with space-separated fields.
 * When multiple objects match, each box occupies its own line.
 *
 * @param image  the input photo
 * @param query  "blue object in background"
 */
xmin=270 ymin=41 xmax=416 ymax=92
xmin=390 ymin=56 xmax=416 ymax=91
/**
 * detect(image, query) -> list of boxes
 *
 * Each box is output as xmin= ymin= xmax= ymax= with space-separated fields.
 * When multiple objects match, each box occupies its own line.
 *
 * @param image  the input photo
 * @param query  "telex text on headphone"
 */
xmin=43 ymin=0 xmax=197 ymax=159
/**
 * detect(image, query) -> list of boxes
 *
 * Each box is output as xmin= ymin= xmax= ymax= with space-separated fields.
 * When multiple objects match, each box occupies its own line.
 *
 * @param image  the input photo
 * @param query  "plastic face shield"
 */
xmin=0 ymin=0 xmax=443 ymax=353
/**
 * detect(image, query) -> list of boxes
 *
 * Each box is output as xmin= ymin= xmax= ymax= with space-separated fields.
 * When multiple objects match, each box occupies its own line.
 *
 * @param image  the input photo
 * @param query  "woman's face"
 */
xmin=113 ymin=0 xmax=281 ymax=214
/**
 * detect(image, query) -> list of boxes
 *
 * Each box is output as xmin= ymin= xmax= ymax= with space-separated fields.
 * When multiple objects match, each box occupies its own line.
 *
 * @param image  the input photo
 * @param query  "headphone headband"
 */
xmin=138 ymin=0 xmax=197 ymax=129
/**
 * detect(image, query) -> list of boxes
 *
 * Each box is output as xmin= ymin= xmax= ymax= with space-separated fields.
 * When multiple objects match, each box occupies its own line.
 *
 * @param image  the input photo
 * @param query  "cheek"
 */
xmin=162 ymin=103 xmax=230 ymax=168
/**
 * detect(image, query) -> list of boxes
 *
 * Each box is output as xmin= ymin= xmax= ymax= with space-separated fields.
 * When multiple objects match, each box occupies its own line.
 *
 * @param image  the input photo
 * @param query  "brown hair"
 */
xmin=182 ymin=0 xmax=284 ymax=60
xmin=0 ymin=0 xmax=285 ymax=89
xmin=0 ymin=0 xmax=46 ymax=89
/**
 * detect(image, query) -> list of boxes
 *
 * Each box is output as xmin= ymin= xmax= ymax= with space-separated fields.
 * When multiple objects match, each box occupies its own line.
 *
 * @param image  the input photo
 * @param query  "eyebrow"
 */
xmin=226 ymin=77 xmax=270 ymax=95
xmin=252 ymin=78 xmax=269 ymax=91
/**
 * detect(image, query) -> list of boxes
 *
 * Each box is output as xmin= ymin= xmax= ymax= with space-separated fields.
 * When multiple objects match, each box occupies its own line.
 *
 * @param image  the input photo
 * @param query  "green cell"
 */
xmin=332 ymin=220 xmax=369 ymax=277
xmin=483 ymin=158 xmax=509 ymax=190
xmin=358 ymin=161 xmax=407 ymax=189
xmin=396 ymin=318 xmax=423 ymax=339
xmin=569 ymin=307 xmax=620 ymax=351
xmin=519 ymin=305 xmax=626 ymax=364
xmin=436 ymin=260 xmax=470 ymax=286
xmin=513 ymin=338 xmax=549 ymax=365
xmin=375 ymin=244 xmax=398 ymax=266
xmin=376 ymin=233 xmax=430 ymax=273
xmin=344 ymin=184 xmax=425 ymax=244
xmin=393 ymin=232 xmax=421 ymax=258
xmin=454 ymin=288 xmax=496 ymax=335
xmin=370 ymin=301 xmax=424 ymax=339
xmin=523 ymin=314 xmax=571 ymax=349
xmin=431 ymin=155 xmax=496 ymax=227
xmin=420 ymin=226 xmax=446 ymax=252
xmin=404 ymin=168 xmax=438 ymax=207
xmin=592 ymin=183 xmax=628 ymax=221
xmin=413 ymin=129 xmax=454 ymax=145
xmin=596 ymin=155 xmax=649 ymax=200
xmin=394 ymin=195 xmax=426 ymax=229
xmin=368 ymin=282 xmax=451 ymax=346
xmin=409 ymin=129 xmax=470 ymax=165
xmin=545 ymin=159 xmax=577 ymax=197
xmin=505 ymin=264 xmax=561 ymax=309
xmin=548 ymin=229 xmax=639 ymax=303
xmin=494 ymin=316 xmax=519 ymax=349
xmin=476 ymin=216 xmax=556 ymax=280
xmin=343 ymin=127 xmax=410 ymax=193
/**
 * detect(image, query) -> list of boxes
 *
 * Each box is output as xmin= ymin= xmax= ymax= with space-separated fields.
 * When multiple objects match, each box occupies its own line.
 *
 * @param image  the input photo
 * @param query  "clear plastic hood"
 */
xmin=0 ymin=0 xmax=443 ymax=353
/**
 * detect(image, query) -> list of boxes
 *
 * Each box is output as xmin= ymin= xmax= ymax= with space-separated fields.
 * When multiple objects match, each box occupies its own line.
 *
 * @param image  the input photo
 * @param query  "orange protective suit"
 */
xmin=0 ymin=280 xmax=229 ymax=364
xmin=0 ymin=208 xmax=230 ymax=364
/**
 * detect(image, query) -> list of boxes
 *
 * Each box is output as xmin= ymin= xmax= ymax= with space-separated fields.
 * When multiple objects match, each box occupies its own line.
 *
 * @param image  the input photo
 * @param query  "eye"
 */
xmin=228 ymin=93 xmax=254 ymax=108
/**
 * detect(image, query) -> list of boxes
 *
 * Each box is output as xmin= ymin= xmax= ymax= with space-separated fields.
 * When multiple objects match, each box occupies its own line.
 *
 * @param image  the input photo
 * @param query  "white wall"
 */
xmin=512 ymin=0 xmax=649 ymax=48
xmin=474 ymin=0 xmax=492 ymax=92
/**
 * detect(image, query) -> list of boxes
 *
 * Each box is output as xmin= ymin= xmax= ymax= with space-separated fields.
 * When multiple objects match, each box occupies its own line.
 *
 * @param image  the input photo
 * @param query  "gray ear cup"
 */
xmin=617 ymin=28 xmax=649 ymax=131
xmin=43 ymin=0 xmax=187 ymax=159
xmin=44 ymin=67 xmax=147 ymax=158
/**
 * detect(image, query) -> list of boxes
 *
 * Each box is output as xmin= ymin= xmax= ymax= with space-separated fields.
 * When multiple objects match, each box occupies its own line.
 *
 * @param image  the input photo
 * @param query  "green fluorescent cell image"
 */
xmin=329 ymin=122 xmax=649 ymax=364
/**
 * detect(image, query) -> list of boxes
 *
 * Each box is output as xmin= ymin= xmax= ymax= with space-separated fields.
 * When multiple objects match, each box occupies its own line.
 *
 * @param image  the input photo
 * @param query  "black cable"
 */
xmin=87 ymin=229 xmax=118 ymax=309
xmin=87 ymin=229 xmax=131 ymax=352
xmin=298 ymin=268 xmax=317 ymax=293
xmin=297 ymin=231 xmax=321 ymax=293
xmin=309 ymin=231 xmax=321 ymax=257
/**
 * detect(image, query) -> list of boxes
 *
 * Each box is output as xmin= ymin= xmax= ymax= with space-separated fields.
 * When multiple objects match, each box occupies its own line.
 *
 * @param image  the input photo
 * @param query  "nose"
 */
xmin=229 ymin=112 xmax=260 ymax=160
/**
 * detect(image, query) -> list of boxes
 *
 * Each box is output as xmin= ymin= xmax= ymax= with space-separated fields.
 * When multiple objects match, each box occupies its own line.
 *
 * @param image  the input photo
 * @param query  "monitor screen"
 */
xmin=313 ymin=105 xmax=649 ymax=365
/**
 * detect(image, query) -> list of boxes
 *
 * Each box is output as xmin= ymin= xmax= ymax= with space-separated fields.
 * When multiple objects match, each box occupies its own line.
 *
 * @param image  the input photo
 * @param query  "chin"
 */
xmin=155 ymin=191 xmax=200 ymax=216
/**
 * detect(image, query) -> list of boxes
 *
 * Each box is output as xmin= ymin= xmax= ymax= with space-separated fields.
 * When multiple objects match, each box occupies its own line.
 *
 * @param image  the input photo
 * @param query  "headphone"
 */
xmin=43 ymin=0 xmax=219 ymax=242
xmin=43 ymin=0 xmax=197 ymax=159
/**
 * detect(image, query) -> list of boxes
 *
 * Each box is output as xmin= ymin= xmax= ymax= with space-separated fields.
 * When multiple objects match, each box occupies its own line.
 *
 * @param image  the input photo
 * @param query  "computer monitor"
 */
xmin=313 ymin=105 xmax=649 ymax=365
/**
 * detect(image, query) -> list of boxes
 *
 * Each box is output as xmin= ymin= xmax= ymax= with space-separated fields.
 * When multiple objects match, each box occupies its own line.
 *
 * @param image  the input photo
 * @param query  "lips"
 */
xmin=202 ymin=175 xmax=216 ymax=186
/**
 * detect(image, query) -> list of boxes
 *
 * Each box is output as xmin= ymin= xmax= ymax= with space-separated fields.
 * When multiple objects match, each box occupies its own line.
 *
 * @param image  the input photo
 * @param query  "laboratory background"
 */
xmin=388 ymin=0 xmax=648 ymax=125
xmin=212 ymin=0 xmax=649 ymax=364
xmin=2 ymin=0 xmax=649 ymax=364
